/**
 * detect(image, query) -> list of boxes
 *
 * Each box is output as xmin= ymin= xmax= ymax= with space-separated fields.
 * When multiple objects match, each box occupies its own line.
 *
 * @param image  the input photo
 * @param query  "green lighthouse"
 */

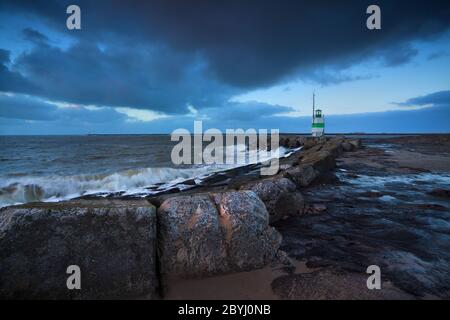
xmin=311 ymin=93 xmax=325 ymax=137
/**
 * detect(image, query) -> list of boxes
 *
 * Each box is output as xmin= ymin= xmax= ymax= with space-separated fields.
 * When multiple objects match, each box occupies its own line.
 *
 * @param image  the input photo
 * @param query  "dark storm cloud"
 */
xmin=396 ymin=90 xmax=450 ymax=107
xmin=302 ymin=70 xmax=374 ymax=86
xmin=22 ymin=28 xmax=49 ymax=44
xmin=377 ymin=44 xmax=419 ymax=67
xmin=0 ymin=49 xmax=39 ymax=94
xmin=0 ymin=0 xmax=449 ymax=115
xmin=203 ymin=101 xmax=294 ymax=121
xmin=0 ymin=50 xmax=9 ymax=64
xmin=65 ymin=0 xmax=449 ymax=88
xmin=0 ymin=93 xmax=128 ymax=123
xmin=7 ymin=41 xmax=237 ymax=113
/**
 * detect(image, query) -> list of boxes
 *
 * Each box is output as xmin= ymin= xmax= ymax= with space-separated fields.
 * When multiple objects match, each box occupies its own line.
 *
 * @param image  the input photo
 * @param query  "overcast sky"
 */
xmin=0 ymin=0 xmax=449 ymax=134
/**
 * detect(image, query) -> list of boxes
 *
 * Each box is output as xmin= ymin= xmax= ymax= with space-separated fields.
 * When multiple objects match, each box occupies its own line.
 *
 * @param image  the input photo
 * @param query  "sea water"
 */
xmin=0 ymin=134 xmax=288 ymax=207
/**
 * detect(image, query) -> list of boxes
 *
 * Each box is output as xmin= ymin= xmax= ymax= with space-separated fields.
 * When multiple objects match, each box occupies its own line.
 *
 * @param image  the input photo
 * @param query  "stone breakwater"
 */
xmin=0 ymin=136 xmax=361 ymax=299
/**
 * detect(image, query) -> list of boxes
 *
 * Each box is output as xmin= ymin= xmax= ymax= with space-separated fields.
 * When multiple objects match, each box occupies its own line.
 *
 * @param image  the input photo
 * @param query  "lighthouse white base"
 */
xmin=312 ymin=128 xmax=324 ymax=137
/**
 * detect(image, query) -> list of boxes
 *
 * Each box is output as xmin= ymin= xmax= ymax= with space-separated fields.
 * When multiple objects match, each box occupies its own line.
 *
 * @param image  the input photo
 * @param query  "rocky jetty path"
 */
xmin=0 ymin=136 xmax=362 ymax=299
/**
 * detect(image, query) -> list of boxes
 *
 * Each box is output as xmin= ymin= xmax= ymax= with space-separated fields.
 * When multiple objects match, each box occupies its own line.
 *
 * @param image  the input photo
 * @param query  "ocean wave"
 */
xmin=0 ymin=146 xmax=291 ymax=208
xmin=0 ymin=166 xmax=224 ymax=207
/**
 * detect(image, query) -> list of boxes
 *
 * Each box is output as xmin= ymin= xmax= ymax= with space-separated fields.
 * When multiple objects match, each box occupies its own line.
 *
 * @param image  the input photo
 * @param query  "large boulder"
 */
xmin=302 ymin=138 xmax=322 ymax=150
xmin=284 ymin=164 xmax=319 ymax=188
xmin=321 ymin=138 xmax=345 ymax=158
xmin=285 ymin=136 xmax=306 ymax=148
xmin=241 ymin=177 xmax=304 ymax=223
xmin=157 ymin=191 xmax=281 ymax=279
xmin=348 ymin=139 xmax=362 ymax=149
xmin=301 ymin=149 xmax=336 ymax=173
xmin=0 ymin=199 xmax=158 ymax=299
xmin=341 ymin=141 xmax=354 ymax=152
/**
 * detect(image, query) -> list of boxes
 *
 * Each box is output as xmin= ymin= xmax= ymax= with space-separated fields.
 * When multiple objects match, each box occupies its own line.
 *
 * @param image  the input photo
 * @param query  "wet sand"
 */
xmin=164 ymin=260 xmax=312 ymax=300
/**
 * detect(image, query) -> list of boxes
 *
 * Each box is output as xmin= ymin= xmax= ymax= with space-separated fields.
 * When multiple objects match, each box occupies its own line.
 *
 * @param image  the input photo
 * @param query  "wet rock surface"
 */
xmin=274 ymin=137 xmax=450 ymax=299
xmin=240 ymin=177 xmax=304 ymax=223
xmin=157 ymin=191 xmax=282 ymax=279
xmin=0 ymin=199 xmax=158 ymax=299
xmin=272 ymin=267 xmax=414 ymax=300
xmin=284 ymin=165 xmax=318 ymax=187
